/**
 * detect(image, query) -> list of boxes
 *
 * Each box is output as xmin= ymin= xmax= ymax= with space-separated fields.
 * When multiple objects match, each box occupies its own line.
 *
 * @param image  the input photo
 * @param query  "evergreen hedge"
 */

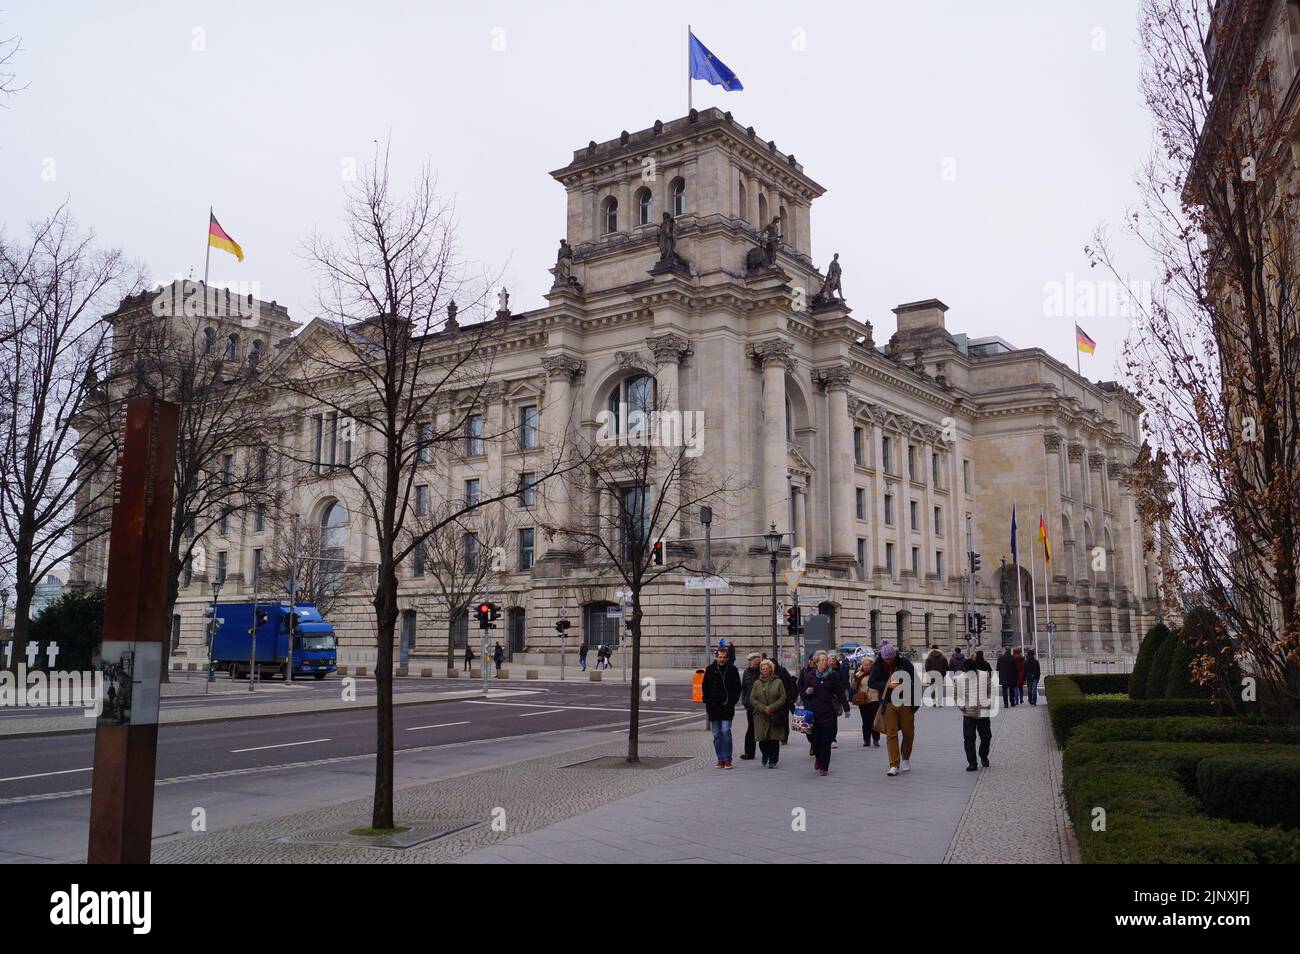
xmin=1128 ymin=623 xmax=1171 ymax=700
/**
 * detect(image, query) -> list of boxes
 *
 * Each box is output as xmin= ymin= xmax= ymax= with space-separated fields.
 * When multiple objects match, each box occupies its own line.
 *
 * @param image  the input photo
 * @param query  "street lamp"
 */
xmin=764 ymin=522 xmax=782 ymax=659
xmin=206 ymin=580 xmax=222 ymax=688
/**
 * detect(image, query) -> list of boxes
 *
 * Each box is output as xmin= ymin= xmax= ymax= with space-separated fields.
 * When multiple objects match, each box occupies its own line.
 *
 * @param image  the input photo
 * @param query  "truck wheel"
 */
xmin=313 ymin=672 xmax=327 ymax=680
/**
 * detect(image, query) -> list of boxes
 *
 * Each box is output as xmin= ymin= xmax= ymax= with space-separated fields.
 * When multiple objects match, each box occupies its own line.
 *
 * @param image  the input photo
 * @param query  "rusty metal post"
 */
xmin=87 ymin=397 xmax=179 ymax=864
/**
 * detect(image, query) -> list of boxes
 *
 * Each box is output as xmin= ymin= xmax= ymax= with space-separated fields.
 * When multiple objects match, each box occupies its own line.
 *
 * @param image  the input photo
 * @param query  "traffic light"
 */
xmin=554 ymin=619 xmax=571 ymax=636
xmin=476 ymin=602 xmax=494 ymax=629
xmin=256 ymin=610 xmax=268 ymax=627
xmin=489 ymin=603 xmax=501 ymax=623
xmin=969 ymin=551 xmax=981 ymax=575
xmin=651 ymin=540 xmax=664 ymax=566
xmin=965 ymin=611 xmax=974 ymax=635
xmin=785 ymin=606 xmax=802 ymax=636
xmin=975 ymin=613 xmax=987 ymax=635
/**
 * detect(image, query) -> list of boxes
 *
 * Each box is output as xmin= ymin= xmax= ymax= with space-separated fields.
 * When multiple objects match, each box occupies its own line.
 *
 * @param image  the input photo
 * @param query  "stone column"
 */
xmin=871 ymin=418 xmax=888 ymax=574
xmin=752 ymin=341 xmax=794 ymax=537
xmin=793 ymin=485 xmax=807 ymax=554
xmin=817 ymin=365 xmax=856 ymax=564
xmin=539 ymin=355 xmax=585 ymax=559
xmin=647 ymin=333 xmax=690 ymax=540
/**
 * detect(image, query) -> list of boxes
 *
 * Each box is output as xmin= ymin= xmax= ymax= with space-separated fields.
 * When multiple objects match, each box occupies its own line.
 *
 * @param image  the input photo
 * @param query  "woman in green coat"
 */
xmin=750 ymin=659 xmax=789 ymax=767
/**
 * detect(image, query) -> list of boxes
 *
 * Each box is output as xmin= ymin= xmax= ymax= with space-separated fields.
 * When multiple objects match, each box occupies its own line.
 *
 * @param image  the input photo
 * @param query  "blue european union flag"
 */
xmin=689 ymin=32 xmax=743 ymax=91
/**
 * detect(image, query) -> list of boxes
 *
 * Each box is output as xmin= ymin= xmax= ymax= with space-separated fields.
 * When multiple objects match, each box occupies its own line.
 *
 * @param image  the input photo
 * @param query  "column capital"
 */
xmin=1088 ymin=451 xmax=1106 ymax=468
xmin=645 ymin=332 xmax=691 ymax=365
xmin=813 ymin=364 xmax=853 ymax=391
xmin=1067 ymin=443 xmax=1085 ymax=461
xmin=846 ymin=396 xmax=863 ymax=418
xmin=541 ymin=354 xmax=586 ymax=381
xmin=1043 ymin=431 xmax=1063 ymax=452
xmin=748 ymin=339 xmax=796 ymax=373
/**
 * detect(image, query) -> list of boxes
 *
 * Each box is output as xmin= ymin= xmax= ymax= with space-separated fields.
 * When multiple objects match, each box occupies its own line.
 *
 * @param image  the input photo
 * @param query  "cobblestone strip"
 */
xmin=151 ymin=726 xmax=714 ymax=864
xmin=943 ymin=700 xmax=1076 ymax=864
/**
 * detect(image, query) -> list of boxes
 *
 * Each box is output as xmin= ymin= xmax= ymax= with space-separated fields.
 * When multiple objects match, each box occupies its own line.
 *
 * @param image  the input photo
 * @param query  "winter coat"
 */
xmin=797 ymin=667 xmax=849 ymax=727
xmin=776 ymin=664 xmax=798 ymax=713
xmin=924 ymin=651 xmax=948 ymax=676
xmin=867 ymin=655 xmax=921 ymax=709
xmin=1024 ymin=654 xmax=1042 ymax=680
xmin=996 ymin=652 xmax=1017 ymax=686
xmin=741 ymin=665 xmax=760 ymax=710
xmin=578 ymin=643 xmax=589 ymax=659
xmin=953 ymin=666 xmax=995 ymax=718
xmin=948 ymin=651 xmax=965 ymax=673
xmin=702 ymin=661 xmax=742 ymax=722
xmin=1014 ymin=655 xmax=1026 ymax=686
xmin=748 ymin=675 xmax=789 ymax=743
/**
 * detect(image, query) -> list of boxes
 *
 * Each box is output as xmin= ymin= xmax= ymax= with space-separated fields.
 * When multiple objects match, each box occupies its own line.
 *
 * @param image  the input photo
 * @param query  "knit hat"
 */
xmin=881 ymin=642 xmax=898 ymax=660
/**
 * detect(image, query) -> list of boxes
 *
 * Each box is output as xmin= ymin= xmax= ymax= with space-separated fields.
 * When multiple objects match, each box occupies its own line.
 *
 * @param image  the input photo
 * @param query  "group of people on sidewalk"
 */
xmin=577 ymin=642 xmax=614 ymax=671
xmin=701 ymin=640 xmax=1045 ymax=777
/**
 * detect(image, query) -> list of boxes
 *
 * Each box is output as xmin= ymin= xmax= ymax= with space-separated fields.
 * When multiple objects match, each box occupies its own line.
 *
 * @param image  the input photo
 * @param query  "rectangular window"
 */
xmin=216 ymin=550 xmax=228 ymax=585
xmin=464 ymin=478 xmax=481 ymax=508
xmin=856 ymin=537 xmax=866 ymax=568
xmin=519 ymin=527 xmax=535 ymax=571
xmin=885 ymin=542 xmax=895 ymax=575
xmin=326 ymin=412 xmax=338 ymax=466
xmin=181 ymin=554 xmax=193 ymax=588
xmin=218 ymin=509 xmax=229 ymax=535
xmin=519 ymin=404 xmax=539 ymax=450
xmin=417 ymin=422 xmax=434 ymax=464
xmin=313 ymin=415 xmax=324 ymax=469
xmin=413 ymin=540 xmax=426 ymax=578
xmin=221 ymin=453 xmax=234 ymax=485
xmin=932 ymin=452 xmax=941 ymax=487
xmin=933 ymin=506 xmax=942 ymax=535
xmin=257 ymin=447 xmax=270 ymax=481
xmin=254 ymin=503 xmax=266 ymax=532
xmin=252 ymin=547 xmax=263 ymax=584
xmin=884 ymin=494 xmax=894 ymax=526
xmin=519 ymin=471 xmax=536 ymax=507
xmin=911 ymin=547 xmax=920 ymax=576
xmin=882 ymin=436 xmax=893 ymax=474
xmin=340 ymin=419 xmax=352 ymax=466
xmin=416 ymin=484 xmax=429 ymax=517
xmin=619 ymin=485 xmax=651 ymax=561
xmin=908 ymin=445 xmax=917 ymax=481
xmin=466 ymin=414 xmax=484 ymax=456
xmin=463 ymin=532 xmax=480 ymax=572
xmin=855 ymin=488 xmax=866 ymax=521
xmin=910 ymin=500 xmax=919 ymax=531
xmin=853 ymin=427 xmax=864 ymax=467
xmin=935 ymin=550 xmax=944 ymax=578
xmin=963 ymin=459 xmax=973 ymax=496
xmin=313 ymin=413 xmax=339 ymax=469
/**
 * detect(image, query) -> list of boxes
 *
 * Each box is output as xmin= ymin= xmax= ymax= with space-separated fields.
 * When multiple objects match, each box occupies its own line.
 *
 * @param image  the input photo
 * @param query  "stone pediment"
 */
xmin=788 ymin=442 xmax=815 ymax=477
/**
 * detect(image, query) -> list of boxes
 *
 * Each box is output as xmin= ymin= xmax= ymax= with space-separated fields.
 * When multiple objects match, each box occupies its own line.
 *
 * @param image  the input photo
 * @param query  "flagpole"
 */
xmin=1041 ymin=432 xmax=1056 ymax=675
xmin=1075 ymin=325 xmax=1082 ymax=377
xmin=687 ymin=24 xmax=692 ymax=112
xmin=1029 ymin=522 xmax=1039 ymax=656
xmin=1014 ymin=501 xmax=1026 ymax=653
xmin=204 ymin=206 xmax=212 ymax=287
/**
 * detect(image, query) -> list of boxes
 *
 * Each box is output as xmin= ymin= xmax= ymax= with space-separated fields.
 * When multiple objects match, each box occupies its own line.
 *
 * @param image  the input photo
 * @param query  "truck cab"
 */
xmin=287 ymin=606 xmax=338 ymax=679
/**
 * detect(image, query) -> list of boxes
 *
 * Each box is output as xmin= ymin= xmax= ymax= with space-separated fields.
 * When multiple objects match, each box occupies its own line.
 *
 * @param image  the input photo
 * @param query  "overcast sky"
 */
xmin=2 ymin=0 xmax=1153 ymax=380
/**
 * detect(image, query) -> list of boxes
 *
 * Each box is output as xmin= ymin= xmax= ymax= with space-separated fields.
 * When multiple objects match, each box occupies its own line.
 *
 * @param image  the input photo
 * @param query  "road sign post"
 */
xmin=87 ymin=398 xmax=179 ymax=864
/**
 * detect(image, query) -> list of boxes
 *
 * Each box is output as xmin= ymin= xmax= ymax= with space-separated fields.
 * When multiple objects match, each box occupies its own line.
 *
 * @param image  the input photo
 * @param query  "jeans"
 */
xmin=963 ymin=715 xmax=991 ymax=766
xmin=1027 ymin=677 xmax=1039 ymax=705
xmin=710 ymin=719 xmax=733 ymax=762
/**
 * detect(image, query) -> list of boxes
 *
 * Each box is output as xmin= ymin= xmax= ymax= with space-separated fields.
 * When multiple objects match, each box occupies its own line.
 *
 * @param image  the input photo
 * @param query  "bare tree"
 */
xmin=408 ymin=500 xmax=509 ymax=672
xmin=261 ymin=518 xmax=363 ymax=618
xmin=269 ymin=147 xmax=579 ymax=829
xmin=1090 ymin=0 xmax=1300 ymax=718
xmin=543 ymin=371 xmax=740 ymax=761
xmin=0 ymin=23 xmax=25 ymax=103
xmin=0 ymin=206 xmax=142 ymax=668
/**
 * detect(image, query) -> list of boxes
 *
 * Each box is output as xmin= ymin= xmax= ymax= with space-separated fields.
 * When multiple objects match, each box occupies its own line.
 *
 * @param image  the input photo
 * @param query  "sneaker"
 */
xmin=901 ymin=760 xmax=911 ymax=773
xmin=761 ymin=756 xmax=769 ymax=766
xmin=887 ymin=766 xmax=899 ymax=776
xmin=767 ymin=762 xmax=777 ymax=769
xmin=715 ymin=760 xmax=724 ymax=768
xmin=723 ymin=760 xmax=732 ymax=769
xmin=739 ymin=754 xmax=755 ymax=761
xmin=818 ymin=769 xmax=828 ymax=777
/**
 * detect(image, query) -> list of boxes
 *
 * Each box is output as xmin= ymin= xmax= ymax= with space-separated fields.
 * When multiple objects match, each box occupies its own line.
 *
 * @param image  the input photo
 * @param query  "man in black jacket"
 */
xmin=740 ymin=652 xmax=762 ymax=760
xmin=1024 ymin=647 xmax=1042 ymax=705
xmin=996 ymin=649 xmax=1017 ymax=707
xmin=702 ymin=647 xmax=742 ymax=768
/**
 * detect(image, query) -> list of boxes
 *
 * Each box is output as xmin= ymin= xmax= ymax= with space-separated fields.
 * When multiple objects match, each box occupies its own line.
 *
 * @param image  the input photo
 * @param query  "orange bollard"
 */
xmin=692 ymin=668 xmax=706 ymax=703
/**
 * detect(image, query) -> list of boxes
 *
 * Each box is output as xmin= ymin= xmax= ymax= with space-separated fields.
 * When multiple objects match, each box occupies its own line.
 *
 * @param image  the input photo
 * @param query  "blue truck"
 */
xmin=211 ymin=603 xmax=337 ymax=680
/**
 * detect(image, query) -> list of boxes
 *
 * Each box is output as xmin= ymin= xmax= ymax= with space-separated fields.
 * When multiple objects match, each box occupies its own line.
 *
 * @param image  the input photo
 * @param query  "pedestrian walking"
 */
xmin=953 ymin=657 xmax=994 ymax=771
xmin=1024 ymin=647 xmax=1042 ymax=705
xmin=740 ymin=651 xmax=762 ymax=760
xmin=1013 ymin=647 xmax=1026 ymax=705
xmin=924 ymin=646 xmax=949 ymax=678
xmin=797 ymin=650 xmax=850 ymax=776
xmin=702 ymin=647 xmax=742 ymax=768
xmin=463 ymin=645 xmax=474 ymax=672
xmin=492 ymin=641 xmax=504 ymax=673
xmin=996 ymin=648 xmax=1016 ymax=708
xmin=868 ymin=641 xmax=920 ymax=776
xmin=750 ymin=658 xmax=789 ymax=767
xmin=852 ymin=656 xmax=881 ymax=747
xmin=578 ymin=641 xmax=589 ymax=671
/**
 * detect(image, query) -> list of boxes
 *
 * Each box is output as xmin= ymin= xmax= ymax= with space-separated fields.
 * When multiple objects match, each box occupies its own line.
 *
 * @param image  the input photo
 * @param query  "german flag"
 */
xmin=208 ymin=211 xmax=244 ymax=262
xmin=1075 ymin=323 xmax=1096 ymax=355
xmin=1038 ymin=514 xmax=1051 ymax=567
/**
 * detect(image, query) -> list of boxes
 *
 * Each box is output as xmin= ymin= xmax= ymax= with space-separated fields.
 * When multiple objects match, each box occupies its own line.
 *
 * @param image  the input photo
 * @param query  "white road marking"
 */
xmin=463 ymin=700 xmax=690 ymax=715
xmin=404 ymin=721 xmax=470 ymax=731
xmin=517 ymin=709 xmax=565 ymax=718
xmin=0 ymin=766 xmax=92 ymax=783
xmin=230 ymin=738 xmax=330 ymax=753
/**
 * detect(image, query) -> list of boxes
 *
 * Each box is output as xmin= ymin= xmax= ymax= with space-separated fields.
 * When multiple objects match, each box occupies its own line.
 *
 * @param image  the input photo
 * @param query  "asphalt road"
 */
xmin=0 ymin=681 xmax=698 ymax=801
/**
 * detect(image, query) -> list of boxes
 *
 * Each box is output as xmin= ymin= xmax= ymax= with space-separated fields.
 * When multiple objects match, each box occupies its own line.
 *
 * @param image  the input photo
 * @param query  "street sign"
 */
xmin=782 ymin=568 xmax=804 ymax=592
xmin=684 ymin=575 xmax=730 ymax=591
xmin=606 ymin=607 xmax=623 ymax=619
xmin=559 ymin=607 xmax=568 ymax=618
xmin=793 ymin=593 xmax=829 ymax=605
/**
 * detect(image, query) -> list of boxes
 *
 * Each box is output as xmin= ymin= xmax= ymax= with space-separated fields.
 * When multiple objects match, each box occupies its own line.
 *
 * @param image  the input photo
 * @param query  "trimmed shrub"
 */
xmin=1197 ymin=757 xmax=1300 ymax=830
xmin=1049 ymin=696 xmax=1217 ymax=747
xmin=1129 ymin=623 xmax=1171 ymax=700
xmin=1146 ymin=629 xmax=1179 ymax=699
xmin=1166 ymin=638 xmax=1210 ymax=698
xmin=1063 ymin=741 xmax=1300 ymax=863
xmin=1071 ymin=716 xmax=1300 ymax=746
xmin=27 ymin=588 xmax=104 ymax=672
xmin=1070 ymin=674 xmax=1131 ymax=695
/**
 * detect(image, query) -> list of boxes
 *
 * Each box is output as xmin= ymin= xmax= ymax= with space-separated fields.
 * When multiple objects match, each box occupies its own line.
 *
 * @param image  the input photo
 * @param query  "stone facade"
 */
xmin=72 ymin=108 xmax=1157 ymax=671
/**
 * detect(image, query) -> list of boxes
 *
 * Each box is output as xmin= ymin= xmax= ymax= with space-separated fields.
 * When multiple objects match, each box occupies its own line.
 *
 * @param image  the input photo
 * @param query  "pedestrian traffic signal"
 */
xmin=489 ymin=603 xmax=501 ymax=623
xmin=554 ymin=619 xmax=571 ymax=635
xmin=785 ymin=605 xmax=802 ymax=636
xmin=476 ymin=602 xmax=499 ymax=629
xmin=975 ymin=613 xmax=987 ymax=635
xmin=969 ymin=551 xmax=981 ymax=575
xmin=651 ymin=540 xmax=664 ymax=566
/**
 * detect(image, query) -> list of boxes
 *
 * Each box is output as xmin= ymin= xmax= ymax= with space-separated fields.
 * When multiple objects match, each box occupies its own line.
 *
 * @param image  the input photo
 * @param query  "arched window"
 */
xmin=224 ymin=334 xmax=238 ymax=362
xmin=602 ymin=196 xmax=618 ymax=234
xmin=758 ymin=193 xmax=768 ymax=226
xmin=779 ymin=205 xmax=790 ymax=245
xmin=738 ymin=181 xmax=747 ymax=221
xmin=785 ymin=395 xmax=793 ymax=441
xmin=249 ymin=339 xmax=264 ymax=368
xmin=608 ymin=373 xmax=655 ymax=437
xmin=671 ymin=177 xmax=686 ymax=216
xmin=319 ymin=500 xmax=348 ymax=589
xmin=635 ymin=187 xmax=652 ymax=226
xmin=202 ymin=327 xmax=215 ymax=354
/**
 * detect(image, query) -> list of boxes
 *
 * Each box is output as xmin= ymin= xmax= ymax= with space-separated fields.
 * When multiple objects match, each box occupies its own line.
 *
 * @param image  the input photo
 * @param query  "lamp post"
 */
xmin=206 ymin=580 xmax=222 ymax=689
xmin=764 ymin=522 xmax=781 ymax=660
xmin=701 ymin=506 xmax=713 ymax=665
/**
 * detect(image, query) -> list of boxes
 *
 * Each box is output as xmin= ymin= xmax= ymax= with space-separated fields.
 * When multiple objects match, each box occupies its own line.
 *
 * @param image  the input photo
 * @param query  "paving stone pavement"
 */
xmin=945 ymin=693 xmax=1079 ymax=864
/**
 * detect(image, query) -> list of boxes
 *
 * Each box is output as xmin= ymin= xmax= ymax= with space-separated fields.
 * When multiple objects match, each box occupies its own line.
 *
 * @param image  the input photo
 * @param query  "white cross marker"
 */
xmin=25 ymin=641 xmax=40 ymax=667
xmin=45 ymin=641 xmax=60 ymax=668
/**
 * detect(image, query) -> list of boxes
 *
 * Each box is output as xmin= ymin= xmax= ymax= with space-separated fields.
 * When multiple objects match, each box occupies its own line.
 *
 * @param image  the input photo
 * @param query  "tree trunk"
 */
xmin=626 ymin=603 xmax=641 ymax=762
xmin=371 ymin=563 xmax=398 ymax=830
xmin=9 ymin=544 xmax=33 ymax=671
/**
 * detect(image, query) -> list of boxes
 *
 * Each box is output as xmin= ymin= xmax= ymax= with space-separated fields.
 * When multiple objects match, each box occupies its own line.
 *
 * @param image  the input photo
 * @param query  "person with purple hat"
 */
xmin=866 ymin=640 xmax=920 ymax=776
